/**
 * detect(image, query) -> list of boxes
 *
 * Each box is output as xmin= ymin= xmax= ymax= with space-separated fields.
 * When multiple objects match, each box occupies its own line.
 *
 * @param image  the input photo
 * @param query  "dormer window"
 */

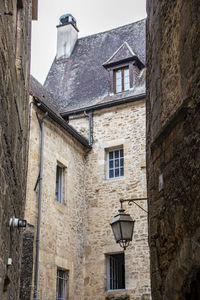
xmin=115 ymin=67 xmax=130 ymax=93
xmin=103 ymin=42 xmax=145 ymax=95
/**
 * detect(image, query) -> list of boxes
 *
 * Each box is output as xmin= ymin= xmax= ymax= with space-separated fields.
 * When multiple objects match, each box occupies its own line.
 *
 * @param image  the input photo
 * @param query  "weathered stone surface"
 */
xmin=146 ymin=0 xmax=200 ymax=299
xmin=26 ymin=98 xmax=151 ymax=299
xmin=70 ymin=101 xmax=151 ymax=300
xmin=26 ymin=103 xmax=88 ymax=299
xmin=0 ymin=0 xmax=32 ymax=299
xmin=105 ymin=294 xmax=130 ymax=300
xmin=20 ymin=224 xmax=34 ymax=300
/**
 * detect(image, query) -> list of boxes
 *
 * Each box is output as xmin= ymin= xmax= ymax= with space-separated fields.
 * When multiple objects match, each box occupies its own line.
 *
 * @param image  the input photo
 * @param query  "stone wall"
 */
xmin=0 ymin=0 xmax=32 ymax=299
xmin=20 ymin=224 xmax=35 ymax=300
xmin=25 ymin=101 xmax=89 ymax=299
xmin=146 ymin=0 xmax=200 ymax=299
xmin=69 ymin=100 xmax=151 ymax=299
xmin=26 ymin=98 xmax=151 ymax=299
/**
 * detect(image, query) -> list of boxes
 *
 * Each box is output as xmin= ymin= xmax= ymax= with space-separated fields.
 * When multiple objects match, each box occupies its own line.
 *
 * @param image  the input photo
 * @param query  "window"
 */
xmin=56 ymin=269 xmax=68 ymax=300
xmin=55 ymin=165 xmax=63 ymax=203
xmin=115 ymin=67 xmax=130 ymax=93
xmin=107 ymin=148 xmax=124 ymax=179
xmin=107 ymin=253 xmax=125 ymax=290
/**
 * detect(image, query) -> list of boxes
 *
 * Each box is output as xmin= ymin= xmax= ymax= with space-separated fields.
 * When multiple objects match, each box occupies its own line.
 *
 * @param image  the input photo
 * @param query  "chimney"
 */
xmin=56 ymin=14 xmax=79 ymax=60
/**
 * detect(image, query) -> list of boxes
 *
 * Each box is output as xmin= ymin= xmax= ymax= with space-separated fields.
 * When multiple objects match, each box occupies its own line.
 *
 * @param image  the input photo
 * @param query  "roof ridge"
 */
xmin=78 ymin=18 xmax=146 ymax=41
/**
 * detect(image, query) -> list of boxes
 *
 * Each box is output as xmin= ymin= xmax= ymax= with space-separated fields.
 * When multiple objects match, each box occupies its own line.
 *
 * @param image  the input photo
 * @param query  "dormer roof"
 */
xmin=103 ymin=42 xmax=137 ymax=68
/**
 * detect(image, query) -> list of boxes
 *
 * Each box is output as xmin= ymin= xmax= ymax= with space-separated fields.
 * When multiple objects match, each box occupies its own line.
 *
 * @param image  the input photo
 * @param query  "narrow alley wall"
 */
xmin=146 ymin=0 xmax=200 ymax=299
xmin=0 ymin=0 xmax=32 ymax=299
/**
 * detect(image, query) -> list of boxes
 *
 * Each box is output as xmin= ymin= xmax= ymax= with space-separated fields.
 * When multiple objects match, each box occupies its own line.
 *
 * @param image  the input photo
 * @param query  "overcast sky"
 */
xmin=31 ymin=0 xmax=146 ymax=84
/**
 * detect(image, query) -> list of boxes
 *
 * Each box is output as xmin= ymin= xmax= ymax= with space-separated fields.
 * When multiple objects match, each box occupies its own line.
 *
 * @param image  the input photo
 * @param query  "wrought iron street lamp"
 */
xmin=110 ymin=198 xmax=148 ymax=250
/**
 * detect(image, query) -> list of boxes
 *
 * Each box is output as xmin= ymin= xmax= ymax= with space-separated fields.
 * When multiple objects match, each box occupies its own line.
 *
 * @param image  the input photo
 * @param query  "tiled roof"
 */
xmin=29 ymin=75 xmax=91 ymax=148
xmin=44 ymin=19 xmax=146 ymax=113
xmin=30 ymin=75 xmax=59 ymax=114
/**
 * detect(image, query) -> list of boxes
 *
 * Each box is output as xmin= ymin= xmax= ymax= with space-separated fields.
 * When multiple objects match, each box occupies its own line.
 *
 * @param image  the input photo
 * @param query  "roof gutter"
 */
xmin=61 ymin=93 xmax=146 ymax=117
xmin=33 ymin=97 xmax=91 ymax=149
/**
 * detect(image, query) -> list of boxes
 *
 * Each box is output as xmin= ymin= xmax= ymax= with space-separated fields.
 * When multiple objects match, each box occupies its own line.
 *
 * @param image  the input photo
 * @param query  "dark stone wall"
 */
xmin=105 ymin=295 xmax=130 ymax=300
xmin=146 ymin=0 xmax=200 ymax=299
xmin=20 ymin=224 xmax=34 ymax=300
xmin=0 ymin=0 xmax=32 ymax=299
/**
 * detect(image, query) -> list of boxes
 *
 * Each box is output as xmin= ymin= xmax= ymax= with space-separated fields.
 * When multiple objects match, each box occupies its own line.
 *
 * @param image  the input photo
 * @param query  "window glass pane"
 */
xmin=116 ymin=84 xmax=122 ymax=93
xmin=120 ymin=158 xmax=124 ymax=167
xmin=115 ymin=150 xmax=119 ymax=158
xmin=115 ymin=68 xmax=130 ymax=93
xmin=124 ymin=68 xmax=129 ymax=77
xmin=115 ymin=168 xmax=119 ymax=177
xmin=116 ymin=70 xmax=122 ymax=93
xmin=55 ymin=165 xmax=63 ymax=203
xmin=109 ymin=152 xmax=113 ymax=159
xmin=115 ymin=159 xmax=119 ymax=167
xmin=107 ymin=148 xmax=124 ymax=179
xmin=56 ymin=269 xmax=67 ymax=300
xmin=109 ymin=160 xmax=113 ymax=168
xmin=116 ymin=70 xmax=122 ymax=80
xmin=116 ymin=78 xmax=121 ymax=84
xmin=108 ymin=253 xmax=125 ymax=290
xmin=124 ymin=68 xmax=130 ymax=91
xmin=109 ymin=169 xmax=114 ymax=178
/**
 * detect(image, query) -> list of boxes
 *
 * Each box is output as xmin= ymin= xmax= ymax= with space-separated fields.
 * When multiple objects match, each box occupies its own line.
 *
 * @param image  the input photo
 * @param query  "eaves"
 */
xmin=61 ymin=93 xmax=146 ymax=117
xmin=32 ymin=96 xmax=91 ymax=150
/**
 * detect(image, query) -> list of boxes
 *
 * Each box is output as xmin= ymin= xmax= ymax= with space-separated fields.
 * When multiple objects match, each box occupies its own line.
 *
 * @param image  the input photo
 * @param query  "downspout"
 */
xmin=84 ymin=111 xmax=93 ymax=146
xmin=33 ymin=111 xmax=48 ymax=300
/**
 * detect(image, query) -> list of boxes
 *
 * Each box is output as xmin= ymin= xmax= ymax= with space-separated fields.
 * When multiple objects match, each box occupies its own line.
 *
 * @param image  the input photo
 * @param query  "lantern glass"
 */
xmin=111 ymin=221 xmax=121 ymax=243
xmin=110 ymin=210 xmax=135 ymax=245
xmin=120 ymin=220 xmax=134 ymax=241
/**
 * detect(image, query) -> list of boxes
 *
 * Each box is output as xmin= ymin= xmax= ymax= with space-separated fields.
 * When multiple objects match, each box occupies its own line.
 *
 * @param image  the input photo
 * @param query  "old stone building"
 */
xmin=26 ymin=16 xmax=151 ymax=300
xmin=0 ymin=0 xmax=37 ymax=299
xmin=146 ymin=0 xmax=200 ymax=299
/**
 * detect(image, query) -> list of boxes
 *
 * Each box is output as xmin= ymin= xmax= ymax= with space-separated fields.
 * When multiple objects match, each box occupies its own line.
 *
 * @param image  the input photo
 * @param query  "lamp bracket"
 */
xmin=120 ymin=197 xmax=148 ymax=214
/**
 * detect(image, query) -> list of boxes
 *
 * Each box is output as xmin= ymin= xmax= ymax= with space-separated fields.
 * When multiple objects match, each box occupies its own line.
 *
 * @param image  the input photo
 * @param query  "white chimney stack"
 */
xmin=56 ymin=14 xmax=79 ymax=60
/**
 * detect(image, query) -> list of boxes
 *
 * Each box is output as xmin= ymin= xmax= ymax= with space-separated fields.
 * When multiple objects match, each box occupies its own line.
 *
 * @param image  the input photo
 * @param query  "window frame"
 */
xmin=106 ymin=148 xmax=124 ymax=179
xmin=106 ymin=253 xmax=125 ymax=291
xmin=55 ymin=164 xmax=63 ymax=203
xmin=114 ymin=67 xmax=130 ymax=93
xmin=56 ymin=269 xmax=68 ymax=300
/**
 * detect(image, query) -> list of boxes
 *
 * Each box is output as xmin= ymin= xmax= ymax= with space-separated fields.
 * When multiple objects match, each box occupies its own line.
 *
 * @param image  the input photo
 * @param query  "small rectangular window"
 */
xmin=55 ymin=165 xmax=63 ymax=203
xmin=114 ymin=67 xmax=130 ymax=93
xmin=56 ymin=269 xmax=68 ymax=300
xmin=107 ymin=148 xmax=124 ymax=179
xmin=107 ymin=253 xmax=125 ymax=290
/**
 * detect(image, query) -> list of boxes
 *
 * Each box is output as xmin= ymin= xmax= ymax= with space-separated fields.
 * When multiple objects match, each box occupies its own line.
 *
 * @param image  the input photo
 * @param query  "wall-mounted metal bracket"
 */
xmin=120 ymin=197 xmax=148 ymax=214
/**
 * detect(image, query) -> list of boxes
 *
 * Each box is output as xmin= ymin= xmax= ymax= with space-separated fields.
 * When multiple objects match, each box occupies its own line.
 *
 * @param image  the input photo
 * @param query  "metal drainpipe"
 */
xmin=33 ymin=111 xmax=48 ymax=300
xmin=84 ymin=111 xmax=93 ymax=146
